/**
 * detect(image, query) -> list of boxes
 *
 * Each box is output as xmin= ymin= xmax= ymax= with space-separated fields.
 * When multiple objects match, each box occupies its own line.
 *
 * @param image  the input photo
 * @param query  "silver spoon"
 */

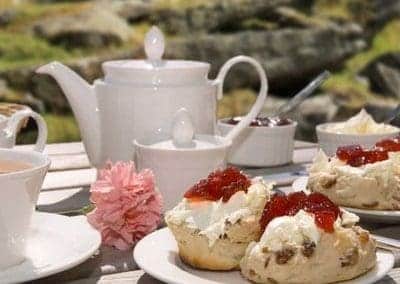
xmin=383 ymin=104 xmax=400 ymax=124
xmin=271 ymin=70 xmax=331 ymax=119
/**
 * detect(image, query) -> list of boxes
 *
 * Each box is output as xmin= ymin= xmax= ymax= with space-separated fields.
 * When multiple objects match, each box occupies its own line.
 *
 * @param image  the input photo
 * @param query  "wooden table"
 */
xmin=18 ymin=141 xmax=399 ymax=284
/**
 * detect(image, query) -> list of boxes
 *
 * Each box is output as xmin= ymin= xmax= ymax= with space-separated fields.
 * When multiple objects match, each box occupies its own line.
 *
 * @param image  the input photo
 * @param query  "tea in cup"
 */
xmin=0 ymin=149 xmax=50 ymax=269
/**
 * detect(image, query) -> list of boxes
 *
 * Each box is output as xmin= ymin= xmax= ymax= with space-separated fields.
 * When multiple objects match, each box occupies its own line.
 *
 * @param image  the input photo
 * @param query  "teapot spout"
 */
xmin=36 ymin=61 xmax=101 ymax=166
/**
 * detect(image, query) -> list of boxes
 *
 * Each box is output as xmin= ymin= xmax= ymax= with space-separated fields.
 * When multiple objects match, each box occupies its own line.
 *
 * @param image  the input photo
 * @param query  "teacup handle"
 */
xmin=214 ymin=55 xmax=268 ymax=142
xmin=4 ymin=110 xmax=48 ymax=152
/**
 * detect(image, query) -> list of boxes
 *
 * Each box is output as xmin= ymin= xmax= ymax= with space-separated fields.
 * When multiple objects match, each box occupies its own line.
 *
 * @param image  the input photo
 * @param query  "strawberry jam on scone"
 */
xmin=241 ymin=192 xmax=376 ymax=284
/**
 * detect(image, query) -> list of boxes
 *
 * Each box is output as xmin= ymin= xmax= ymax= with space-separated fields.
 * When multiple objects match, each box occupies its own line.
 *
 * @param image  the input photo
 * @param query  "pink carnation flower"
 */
xmin=87 ymin=161 xmax=163 ymax=250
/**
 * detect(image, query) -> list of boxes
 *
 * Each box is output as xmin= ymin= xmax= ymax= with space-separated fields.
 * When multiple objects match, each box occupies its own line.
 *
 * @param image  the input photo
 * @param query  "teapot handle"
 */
xmin=214 ymin=55 xmax=268 ymax=142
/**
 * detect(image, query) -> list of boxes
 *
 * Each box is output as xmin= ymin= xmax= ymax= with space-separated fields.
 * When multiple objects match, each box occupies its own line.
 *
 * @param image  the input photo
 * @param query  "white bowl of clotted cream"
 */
xmin=317 ymin=109 xmax=400 ymax=155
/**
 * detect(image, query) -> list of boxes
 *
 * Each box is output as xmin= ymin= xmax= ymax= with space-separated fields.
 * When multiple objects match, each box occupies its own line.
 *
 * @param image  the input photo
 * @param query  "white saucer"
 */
xmin=0 ymin=212 xmax=101 ymax=284
xmin=134 ymin=228 xmax=394 ymax=284
xmin=292 ymin=176 xmax=400 ymax=223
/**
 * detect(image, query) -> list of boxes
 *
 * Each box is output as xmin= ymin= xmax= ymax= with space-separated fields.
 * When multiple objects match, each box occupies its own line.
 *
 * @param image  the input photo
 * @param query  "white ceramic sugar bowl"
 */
xmin=134 ymin=107 xmax=259 ymax=210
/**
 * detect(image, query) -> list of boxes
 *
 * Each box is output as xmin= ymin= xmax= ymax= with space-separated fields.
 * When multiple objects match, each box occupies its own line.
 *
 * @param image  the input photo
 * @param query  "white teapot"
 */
xmin=37 ymin=26 xmax=267 ymax=168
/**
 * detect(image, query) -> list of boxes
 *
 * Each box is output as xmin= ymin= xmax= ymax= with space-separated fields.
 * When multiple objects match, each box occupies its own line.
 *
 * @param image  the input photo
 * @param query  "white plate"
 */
xmin=134 ymin=228 xmax=394 ymax=284
xmin=292 ymin=176 xmax=400 ymax=223
xmin=0 ymin=212 xmax=101 ymax=284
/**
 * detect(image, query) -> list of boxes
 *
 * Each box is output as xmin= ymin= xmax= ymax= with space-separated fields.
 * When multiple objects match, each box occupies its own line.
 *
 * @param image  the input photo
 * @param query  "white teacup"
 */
xmin=0 ymin=149 xmax=50 ymax=269
xmin=0 ymin=110 xmax=47 ymax=151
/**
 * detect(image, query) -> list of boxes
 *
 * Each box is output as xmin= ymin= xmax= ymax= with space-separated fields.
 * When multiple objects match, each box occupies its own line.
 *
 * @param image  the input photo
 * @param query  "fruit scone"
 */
xmin=240 ymin=192 xmax=376 ymax=284
xmin=165 ymin=167 xmax=273 ymax=271
xmin=307 ymin=136 xmax=400 ymax=210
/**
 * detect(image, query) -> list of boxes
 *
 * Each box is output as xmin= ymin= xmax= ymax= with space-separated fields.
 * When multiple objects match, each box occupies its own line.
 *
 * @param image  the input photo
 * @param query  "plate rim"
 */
xmin=134 ymin=227 xmax=395 ymax=284
xmin=0 ymin=212 xmax=101 ymax=283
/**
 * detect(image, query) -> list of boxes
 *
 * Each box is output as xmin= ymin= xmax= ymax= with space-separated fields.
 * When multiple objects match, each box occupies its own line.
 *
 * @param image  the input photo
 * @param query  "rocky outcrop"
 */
xmin=112 ymin=0 xmax=153 ymax=23
xmin=111 ymin=0 xmax=296 ymax=32
xmin=360 ymin=52 xmax=400 ymax=99
xmin=0 ymin=48 xmax=137 ymax=112
xmin=0 ymin=9 xmax=16 ymax=27
xmin=0 ymin=21 xmax=365 ymax=112
xmin=369 ymin=0 xmax=400 ymax=28
xmin=33 ymin=7 xmax=132 ymax=48
xmin=165 ymin=25 xmax=365 ymax=93
xmin=292 ymin=94 xmax=339 ymax=141
xmin=0 ymin=79 xmax=44 ymax=112
xmin=153 ymin=0 xmax=296 ymax=34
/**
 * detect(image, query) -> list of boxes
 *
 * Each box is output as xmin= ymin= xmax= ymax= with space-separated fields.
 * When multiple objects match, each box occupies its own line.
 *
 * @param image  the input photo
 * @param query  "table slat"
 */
xmin=37 ymin=187 xmax=90 ymax=214
xmin=293 ymin=147 xmax=318 ymax=164
xmin=294 ymin=140 xmax=317 ymax=149
xmin=16 ymin=142 xmax=85 ymax=155
xmin=42 ymin=168 xmax=97 ymax=191
xmin=69 ymin=270 xmax=161 ymax=284
xmin=48 ymin=154 xmax=91 ymax=172
xmin=67 ymin=268 xmax=400 ymax=284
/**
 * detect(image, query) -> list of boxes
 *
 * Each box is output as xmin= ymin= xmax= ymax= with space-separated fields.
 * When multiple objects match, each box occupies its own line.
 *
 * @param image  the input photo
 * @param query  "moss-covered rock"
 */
xmin=0 ymin=32 xmax=69 ymax=70
xmin=322 ymin=20 xmax=400 ymax=107
xmin=33 ymin=7 xmax=133 ymax=48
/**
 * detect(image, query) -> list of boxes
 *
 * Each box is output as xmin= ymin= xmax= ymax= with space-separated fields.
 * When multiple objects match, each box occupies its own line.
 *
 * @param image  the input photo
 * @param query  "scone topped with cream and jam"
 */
xmin=308 ymin=136 xmax=400 ymax=210
xmin=165 ymin=167 xmax=273 ymax=271
xmin=240 ymin=192 xmax=376 ymax=284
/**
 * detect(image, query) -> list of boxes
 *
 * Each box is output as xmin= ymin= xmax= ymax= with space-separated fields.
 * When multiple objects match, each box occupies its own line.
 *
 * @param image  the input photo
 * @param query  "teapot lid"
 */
xmin=135 ymin=109 xmax=230 ymax=151
xmin=102 ymin=26 xmax=210 ymax=85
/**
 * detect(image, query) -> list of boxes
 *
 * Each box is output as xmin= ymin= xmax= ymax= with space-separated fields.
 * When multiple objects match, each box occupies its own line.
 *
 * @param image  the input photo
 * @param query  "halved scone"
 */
xmin=165 ymin=167 xmax=273 ymax=270
xmin=240 ymin=192 xmax=376 ymax=284
xmin=307 ymin=149 xmax=400 ymax=210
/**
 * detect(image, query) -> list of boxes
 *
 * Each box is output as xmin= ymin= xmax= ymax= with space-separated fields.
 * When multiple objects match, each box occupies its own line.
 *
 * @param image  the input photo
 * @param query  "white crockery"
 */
xmin=218 ymin=119 xmax=297 ymax=167
xmin=0 ymin=109 xmax=47 ymax=152
xmin=134 ymin=102 xmax=268 ymax=210
xmin=0 ymin=149 xmax=50 ymax=270
xmin=316 ymin=123 xmax=400 ymax=156
xmin=37 ymin=26 xmax=268 ymax=168
xmin=0 ymin=213 xmax=101 ymax=283
xmin=134 ymin=228 xmax=394 ymax=284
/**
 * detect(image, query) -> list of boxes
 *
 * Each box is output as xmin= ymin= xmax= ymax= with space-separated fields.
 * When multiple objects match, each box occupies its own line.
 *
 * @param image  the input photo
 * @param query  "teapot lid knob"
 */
xmin=144 ymin=26 xmax=165 ymax=64
xmin=172 ymin=108 xmax=195 ymax=148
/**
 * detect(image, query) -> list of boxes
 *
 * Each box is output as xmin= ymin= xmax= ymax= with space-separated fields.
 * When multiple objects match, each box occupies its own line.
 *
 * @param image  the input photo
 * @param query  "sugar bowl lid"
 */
xmin=102 ymin=26 xmax=210 ymax=85
xmin=135 ymin=108 xmax=231 ymax=152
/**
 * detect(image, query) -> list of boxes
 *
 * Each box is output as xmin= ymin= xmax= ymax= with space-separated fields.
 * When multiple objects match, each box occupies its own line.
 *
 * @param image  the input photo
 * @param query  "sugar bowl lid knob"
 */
xmin=144 ymin=26 xmax=165 ymax=63
xmin=172 ymin=108 xmax=195 ymax=148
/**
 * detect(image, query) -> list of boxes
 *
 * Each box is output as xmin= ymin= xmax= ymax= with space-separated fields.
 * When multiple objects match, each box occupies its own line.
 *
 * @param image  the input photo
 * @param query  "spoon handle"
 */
xmin=383 ymin=104 xmax=400 ymax=124
xmin=372 ymin=234 xmax=400 ymax=250
xmin=275 ymin=70 xmax=330 ymax=118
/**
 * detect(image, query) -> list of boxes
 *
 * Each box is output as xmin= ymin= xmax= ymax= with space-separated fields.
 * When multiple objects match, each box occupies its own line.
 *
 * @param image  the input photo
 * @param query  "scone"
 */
xmin=240 ymin=191 xmax=377 ymax=284
xmin=165 ymin=167 xmax=273 ymax=271
xmin=308 ymin=138 xmax=400 ymax=210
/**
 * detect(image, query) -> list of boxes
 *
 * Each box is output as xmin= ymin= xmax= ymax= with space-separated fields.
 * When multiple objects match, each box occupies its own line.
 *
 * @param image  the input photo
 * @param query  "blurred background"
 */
xmin=0 ymin=0 xmax=399 ymax=143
